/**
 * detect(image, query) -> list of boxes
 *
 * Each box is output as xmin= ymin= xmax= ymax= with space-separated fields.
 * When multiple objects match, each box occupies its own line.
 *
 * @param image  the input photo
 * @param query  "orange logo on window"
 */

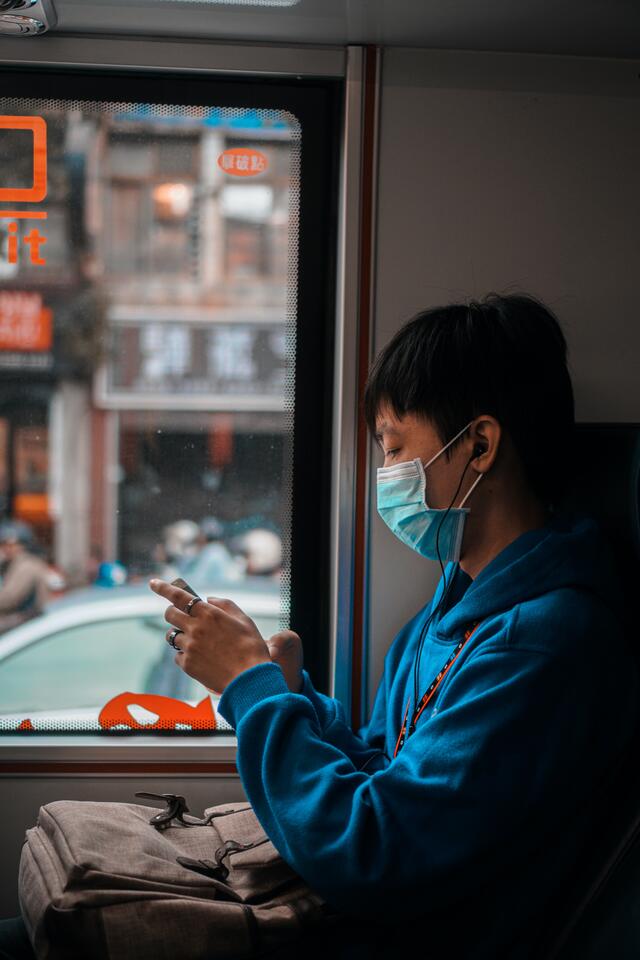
xmin=0 ymin=116 xmax=47 ymax=203
xmin=98 ymin=692 xmax=218 ymax=731
xmin=0 ymin=116 xmax=48 ymax=267
xmin=218 ymin=147 xmax=268 ymax=177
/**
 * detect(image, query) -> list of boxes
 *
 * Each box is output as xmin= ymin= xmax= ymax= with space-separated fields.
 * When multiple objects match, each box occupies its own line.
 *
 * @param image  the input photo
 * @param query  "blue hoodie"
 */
xmin=218 ymin=513 xmax=638 ymax=958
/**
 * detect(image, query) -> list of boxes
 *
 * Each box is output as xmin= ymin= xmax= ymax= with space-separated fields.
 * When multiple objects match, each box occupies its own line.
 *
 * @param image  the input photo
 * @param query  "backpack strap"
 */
xmin=135 ymin=792 xmax=252 ymax=831
xmin=176 ymin=837 xmax=271 ymax=883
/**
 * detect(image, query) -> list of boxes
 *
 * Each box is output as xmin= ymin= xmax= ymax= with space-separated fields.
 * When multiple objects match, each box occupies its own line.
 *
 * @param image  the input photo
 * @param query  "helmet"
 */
xmin=199 ymin=516 xmax=225 ymax=543
xmin=95 ymin=561 xmax=127 ymax=587
xmin=238 ymin=529 xmax=282 ymax=576
xmin=0 ymin=519 xmax=35 ymax=546
xmin=163 ymin=520 xmax=200 ymax=560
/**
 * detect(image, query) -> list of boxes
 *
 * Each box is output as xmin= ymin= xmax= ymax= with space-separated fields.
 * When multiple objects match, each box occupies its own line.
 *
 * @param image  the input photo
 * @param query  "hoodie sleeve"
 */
xmin=291 ymin=600 xmax=433 ymax=771
xmin=297 ymin=668 xmax=390 ymax=773
xmin=217 ymin=631 xmax=635 ymax=920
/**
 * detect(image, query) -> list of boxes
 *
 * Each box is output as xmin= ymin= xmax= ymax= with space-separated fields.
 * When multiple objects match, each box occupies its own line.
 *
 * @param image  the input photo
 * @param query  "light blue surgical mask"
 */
xmin=376 ymin=421 xmax=484 ymax=562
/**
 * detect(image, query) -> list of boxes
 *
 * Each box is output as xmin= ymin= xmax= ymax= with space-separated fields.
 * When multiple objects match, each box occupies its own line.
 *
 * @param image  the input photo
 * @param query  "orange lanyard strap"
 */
xmin=393 ymin=621 xmax=481 ymax=759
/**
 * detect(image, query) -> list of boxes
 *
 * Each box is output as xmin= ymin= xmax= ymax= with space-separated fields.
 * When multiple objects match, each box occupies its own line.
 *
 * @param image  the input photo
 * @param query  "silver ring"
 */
xmin=167 ymin=629 xmax=183 ymax=651
xmin=184 ymin=596 xmax=202 ymax=616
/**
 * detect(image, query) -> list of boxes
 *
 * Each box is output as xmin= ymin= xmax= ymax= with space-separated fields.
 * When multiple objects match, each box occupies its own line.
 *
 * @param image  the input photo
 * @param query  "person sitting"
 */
xmin=181 ymin=515 xmax=244 ymax=586
xmin=0 ymin=520 xmax=50 ymax=635
xmin=148 ymin=292 xmax=639 ymax=958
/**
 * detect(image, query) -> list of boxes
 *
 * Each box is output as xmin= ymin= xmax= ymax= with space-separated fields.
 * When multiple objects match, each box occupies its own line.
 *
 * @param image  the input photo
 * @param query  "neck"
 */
xmin=459 ymin=494 xmax=549 ymax=580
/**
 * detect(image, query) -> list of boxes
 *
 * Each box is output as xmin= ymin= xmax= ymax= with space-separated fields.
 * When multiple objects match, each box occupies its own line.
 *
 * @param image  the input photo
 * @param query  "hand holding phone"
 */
xmin=150 ymin=575 xmax=271 ymax=695
xmin=169 ymin=578 xmax=218 ymax=694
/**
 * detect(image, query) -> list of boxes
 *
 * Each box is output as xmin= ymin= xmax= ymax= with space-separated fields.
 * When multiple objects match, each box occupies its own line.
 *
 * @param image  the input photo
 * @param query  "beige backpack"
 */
xmin=18 ymin=792 xmax=346 ymax=959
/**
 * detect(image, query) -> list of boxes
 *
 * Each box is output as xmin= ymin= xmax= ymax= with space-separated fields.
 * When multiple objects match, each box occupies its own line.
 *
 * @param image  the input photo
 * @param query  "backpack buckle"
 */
xmin=135 ymin=792 xmax=247 ymax=831
xmin=135 ymin=792 xmax=191 ymax=830
xmin=176 ymin=839 xmax=258 ymax=882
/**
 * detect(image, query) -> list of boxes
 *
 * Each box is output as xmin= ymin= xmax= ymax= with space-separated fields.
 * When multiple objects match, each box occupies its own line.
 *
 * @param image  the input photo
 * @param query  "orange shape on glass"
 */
xmin=217 ymin=147 xmax=268 ymax=177
xmin=99 ymin=692 xmax=217 ymax=731
xmin=17 ymin=719 xmax=34 ymax=730
xmin=0 ymin=116 xmax=47 ymax=203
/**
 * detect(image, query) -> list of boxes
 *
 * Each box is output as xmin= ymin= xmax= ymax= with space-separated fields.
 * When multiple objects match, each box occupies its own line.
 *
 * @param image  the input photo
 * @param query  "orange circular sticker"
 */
xmin=218 ymin=147 xmax=268 ymax=177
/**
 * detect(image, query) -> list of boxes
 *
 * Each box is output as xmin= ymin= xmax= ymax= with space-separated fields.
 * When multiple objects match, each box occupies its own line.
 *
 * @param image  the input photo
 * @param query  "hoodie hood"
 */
xmin=435 ymin=511 xmax=620 ymax=639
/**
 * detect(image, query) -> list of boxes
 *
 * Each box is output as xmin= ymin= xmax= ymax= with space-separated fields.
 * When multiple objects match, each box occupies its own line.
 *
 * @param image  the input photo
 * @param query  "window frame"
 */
xmin=0 ymin=56 xmax=343 ymax=745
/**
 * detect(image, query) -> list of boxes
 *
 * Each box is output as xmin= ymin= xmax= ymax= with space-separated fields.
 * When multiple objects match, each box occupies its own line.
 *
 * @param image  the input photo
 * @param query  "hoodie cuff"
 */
xmin=300 ymin=668 xmax=336 ymax=731
xmin=217 ymin=661 xmax=290 ymax=730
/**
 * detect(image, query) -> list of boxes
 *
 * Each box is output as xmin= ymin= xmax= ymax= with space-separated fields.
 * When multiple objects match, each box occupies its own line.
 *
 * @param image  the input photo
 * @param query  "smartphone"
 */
xmin=170 ymin=577 xmax=202 ymax=599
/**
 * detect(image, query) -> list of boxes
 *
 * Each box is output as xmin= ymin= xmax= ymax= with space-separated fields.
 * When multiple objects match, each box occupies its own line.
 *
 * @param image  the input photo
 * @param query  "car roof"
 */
xmin=46 ymin=577 xmax=280 ymax=610
xmin=0 ymin=583 xmax=282 ymax=659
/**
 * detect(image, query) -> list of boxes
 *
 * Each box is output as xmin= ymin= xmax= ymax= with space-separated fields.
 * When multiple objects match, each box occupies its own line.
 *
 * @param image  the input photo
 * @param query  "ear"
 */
xmin=469 ymin=416 xmax=500 ymax=472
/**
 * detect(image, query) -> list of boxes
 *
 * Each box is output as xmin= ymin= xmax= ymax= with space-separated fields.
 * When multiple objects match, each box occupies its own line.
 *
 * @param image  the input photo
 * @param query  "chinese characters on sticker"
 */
xmin=217 ymin=148 xmax=268 ymax=177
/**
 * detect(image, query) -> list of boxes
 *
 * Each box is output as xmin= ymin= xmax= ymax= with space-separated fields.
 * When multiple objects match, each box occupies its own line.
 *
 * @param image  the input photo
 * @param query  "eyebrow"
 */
xmin=374 ymin=421 xmax=400 ymax=443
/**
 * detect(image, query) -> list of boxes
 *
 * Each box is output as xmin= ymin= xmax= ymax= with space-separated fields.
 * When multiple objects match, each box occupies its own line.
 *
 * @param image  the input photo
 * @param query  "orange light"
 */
xmin=152 ymin=182 xmax=193 ymax=218
xmin=14 ymin=494 xmax=50 ymax=522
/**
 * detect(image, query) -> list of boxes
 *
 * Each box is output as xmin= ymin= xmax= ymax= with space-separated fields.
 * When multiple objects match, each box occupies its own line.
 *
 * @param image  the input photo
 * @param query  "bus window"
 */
xmin=0 ymin=68 xmax=339 ymax=733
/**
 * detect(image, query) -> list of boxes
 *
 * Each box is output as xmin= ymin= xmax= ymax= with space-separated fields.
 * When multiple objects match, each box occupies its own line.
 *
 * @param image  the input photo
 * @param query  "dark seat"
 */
xmin=258 ymin=914 xmax=389 ymax=960
xmin=556 ymin=785 xmax=640 ymax=959
xmin=530 ymin=424 xmax=640 ymax=959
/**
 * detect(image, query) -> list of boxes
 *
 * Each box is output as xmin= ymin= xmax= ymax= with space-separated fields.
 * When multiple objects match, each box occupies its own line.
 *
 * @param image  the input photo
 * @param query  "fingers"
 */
xmin=149 ymin=580 xmax=246 ymax=624
xmin=206 ymin=596 xmax=247 ymax=619
xmin=157 ymin=590 xmax=243 ymax=632
xmin=267 ymin=630 xmax=301 ymax=649
xmin=164 ymin=606 xmax=192 ymax=630
xmin=165 ymin=626 xmax=186 ymax=652
xmin=149 ymin=578 xmax=196 ymax=609
xmin=163 ymin=599 xmax=236 ymax=633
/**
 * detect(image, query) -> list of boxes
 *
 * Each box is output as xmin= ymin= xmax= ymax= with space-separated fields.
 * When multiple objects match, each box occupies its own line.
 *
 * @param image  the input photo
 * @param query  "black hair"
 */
xmin=363 ymin=292 xmax=575 ymax=507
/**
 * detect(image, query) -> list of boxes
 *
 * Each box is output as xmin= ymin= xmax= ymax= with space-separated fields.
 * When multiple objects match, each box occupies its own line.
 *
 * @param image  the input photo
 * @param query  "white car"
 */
xmin=0 ymin=584 xmax=282 ymax=733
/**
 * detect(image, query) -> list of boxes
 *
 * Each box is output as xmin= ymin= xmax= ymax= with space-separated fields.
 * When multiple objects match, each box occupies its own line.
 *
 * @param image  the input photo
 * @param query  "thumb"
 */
xmin=266 ymin=629 xmax=300 ymax=653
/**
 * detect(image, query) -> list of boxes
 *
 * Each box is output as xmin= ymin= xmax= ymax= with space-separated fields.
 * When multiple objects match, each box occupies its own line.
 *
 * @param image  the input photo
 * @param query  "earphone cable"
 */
xmin=410 ymin=450 xmax=477 ymax=734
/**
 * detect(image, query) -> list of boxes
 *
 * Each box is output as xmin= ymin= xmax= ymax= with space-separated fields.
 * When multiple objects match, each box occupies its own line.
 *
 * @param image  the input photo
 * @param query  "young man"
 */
xmin=148 ymin=293 xmax=638 ymax=958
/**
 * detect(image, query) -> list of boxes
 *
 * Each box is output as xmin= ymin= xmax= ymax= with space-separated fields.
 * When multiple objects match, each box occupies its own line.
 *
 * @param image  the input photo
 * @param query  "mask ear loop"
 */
xmin=409 ymin=448 xmax=481 ymax=737
xmin=457 ymin=471 xmax=483 ymax=509
xmin=422 ymin=420 xmax=475 ymax=476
